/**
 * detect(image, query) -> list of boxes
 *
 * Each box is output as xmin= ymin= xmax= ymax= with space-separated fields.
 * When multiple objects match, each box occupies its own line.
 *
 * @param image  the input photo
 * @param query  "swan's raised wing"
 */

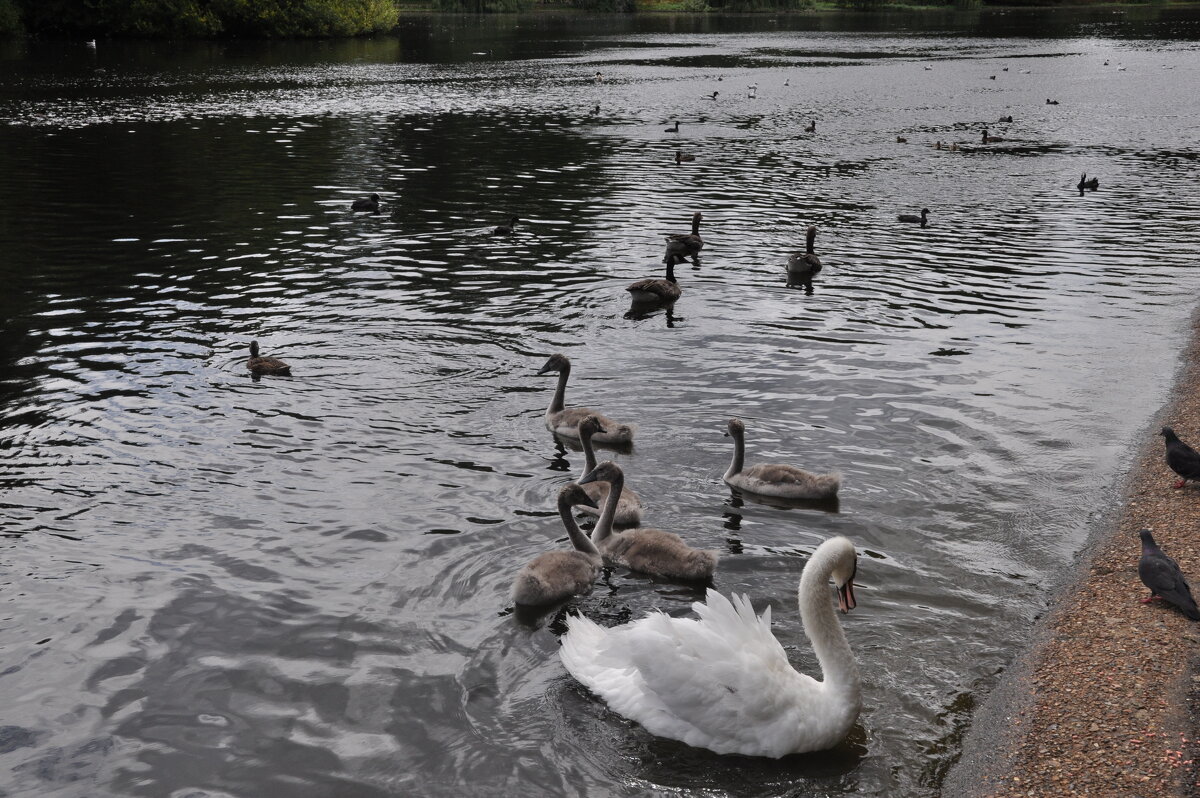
xmin=616 ymin=590 xmax=820 ymax=756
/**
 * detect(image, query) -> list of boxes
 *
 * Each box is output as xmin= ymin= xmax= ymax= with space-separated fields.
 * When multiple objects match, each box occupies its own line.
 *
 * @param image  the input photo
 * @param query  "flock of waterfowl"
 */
xmin=525 ymin=350 xmax=854 ymax=758
xmin=236 ymin=61 xmax=1176 ymax=761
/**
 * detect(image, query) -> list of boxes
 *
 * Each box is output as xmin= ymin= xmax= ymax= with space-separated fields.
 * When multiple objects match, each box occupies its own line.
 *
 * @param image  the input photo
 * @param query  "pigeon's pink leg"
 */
xmin=1174 ymin=479 xmax=1187 ymax=489
xmin=1140 ymin=595 xmax=1163 ymax=603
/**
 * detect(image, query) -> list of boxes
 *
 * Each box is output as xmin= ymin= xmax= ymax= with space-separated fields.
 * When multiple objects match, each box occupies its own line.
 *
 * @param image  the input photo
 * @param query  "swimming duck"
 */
xmin=350 ymin=193 xmax=380 ymax=213
xmin=246 ymin=341 xmax=291 ymax=376
xmin=898 ymin=208 xmax=930 ymax=227
xmin=493 ymin=216 xmax=519 ymax=235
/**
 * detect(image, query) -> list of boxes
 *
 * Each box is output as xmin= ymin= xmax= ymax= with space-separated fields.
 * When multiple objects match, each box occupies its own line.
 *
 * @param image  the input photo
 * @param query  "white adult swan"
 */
xmin=724 ymin=418 xmax=840 ymax=500
xmin=537 ymin=354 xmax=635 ymax=445
xmin=559 ymin=535 xmax=862 ymax=757
xmin=575 ymin=415 xmax=643 ymax=527
xmin=512 ymin=484 xmax=602 ymax=606
xmin=580 ymin=461 xmax=716 ymax=581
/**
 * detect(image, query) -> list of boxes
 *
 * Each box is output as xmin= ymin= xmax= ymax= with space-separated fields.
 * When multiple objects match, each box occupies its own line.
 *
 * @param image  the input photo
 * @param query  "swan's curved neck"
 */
xmin=798 ymin=549 xmax=860 ymax=695
xmin=590 ymin=469 xmax=623 ymax=546
xmin=724 ymin=429 xmax=744 ymax=481
xmin=559 ymin=494 xmax=599 ymax=555
xmin=547 ymin=365 xmax=569 ymax=416
xmin=578 ymin=431 xmax=597 ymax=481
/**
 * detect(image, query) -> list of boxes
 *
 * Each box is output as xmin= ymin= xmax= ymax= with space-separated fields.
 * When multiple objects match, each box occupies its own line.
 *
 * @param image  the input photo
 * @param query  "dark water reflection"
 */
xmin=2 ymin=9 xmax=1200 ymax=797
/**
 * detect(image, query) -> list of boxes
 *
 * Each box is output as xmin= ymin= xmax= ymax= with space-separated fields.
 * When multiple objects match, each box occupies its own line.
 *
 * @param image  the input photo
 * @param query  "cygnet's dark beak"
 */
xmin=836 ymin=579 xmax=856 ymax=613
xmin=576 ymin=490 xmax=599 ymax=510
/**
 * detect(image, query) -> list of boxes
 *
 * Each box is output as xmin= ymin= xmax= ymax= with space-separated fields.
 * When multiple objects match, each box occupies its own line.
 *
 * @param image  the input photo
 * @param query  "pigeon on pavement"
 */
xmin=1138 ymin=529 xmax=1200 ymax=621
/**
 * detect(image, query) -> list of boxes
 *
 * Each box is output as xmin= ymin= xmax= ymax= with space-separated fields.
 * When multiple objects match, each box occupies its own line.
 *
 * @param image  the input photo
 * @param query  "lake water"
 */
xmin=2 ymin=8 xmax=1199 ymax=796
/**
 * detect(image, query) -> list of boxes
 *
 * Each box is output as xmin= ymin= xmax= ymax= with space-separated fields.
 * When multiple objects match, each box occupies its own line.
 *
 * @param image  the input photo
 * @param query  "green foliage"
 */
xmin=14 ymin=0 xmax=399 ymax=37
xmin=0 ymin=0 xmax=21 ymax=36
xmin=430 ymin=0 xmax=531 ymax=10
xmin=571 ymin=0 xmax=636 ymax=11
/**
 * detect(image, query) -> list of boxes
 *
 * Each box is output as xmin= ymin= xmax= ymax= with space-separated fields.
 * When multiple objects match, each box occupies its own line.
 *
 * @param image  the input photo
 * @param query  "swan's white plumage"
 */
xmin=560 ymin=536 xmax=861 ymax=758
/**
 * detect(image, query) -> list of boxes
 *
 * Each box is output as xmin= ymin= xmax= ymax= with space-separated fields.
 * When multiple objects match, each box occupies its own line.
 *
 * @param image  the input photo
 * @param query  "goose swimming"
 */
xmin=723 ymin=418 xmax=840 ymax=500
xmin=664 ymin=211 xmax=703 ymax=267
xmin=787 ymin=226 xmax=822 ymax=278
xmin=627 ymin=257 xmax=681 ymax=304
xmin=559 ymin=535 xmax=862 ymax=757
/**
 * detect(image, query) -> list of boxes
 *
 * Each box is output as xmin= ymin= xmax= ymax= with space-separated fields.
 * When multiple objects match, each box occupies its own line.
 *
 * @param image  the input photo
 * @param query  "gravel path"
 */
xmin=946 ymin=314 xmax=1200 ymax=797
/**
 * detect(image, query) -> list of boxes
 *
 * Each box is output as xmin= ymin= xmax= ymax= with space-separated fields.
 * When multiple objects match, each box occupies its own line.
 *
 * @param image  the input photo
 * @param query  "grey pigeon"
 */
xmin=1138 ymin=529 xmax=1200 ymax=621
xmin=1160 ymin=426 xmax=1200 ymax=488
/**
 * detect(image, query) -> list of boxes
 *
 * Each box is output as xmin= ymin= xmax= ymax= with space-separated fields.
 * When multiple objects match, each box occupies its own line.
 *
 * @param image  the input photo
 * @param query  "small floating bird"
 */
xmin=579 ymin=461 xmax=717 ymax=581
xmin=350 ymin=193 xmax=380 ymax=212
xmin=1046 ymin=98 xmax=1059 ymax=105
xmin=981 ymin=128 xmax=1005 ymax=144
xmin=998 ymin=115 xmax=1013 ymax=123
xmin=594 ymin=71 xmax=604 ymax=83
xmin=748 ymin=83 xmax=758 ymax=99
xmin=1002 ymin=67 xmax=1009 ymax=72
xmin=628 ymin=256 xmax=681 ymax=305
xmin=575 ymin=416 xmax=643 ymax=527
xmin=537 ymin=354 xmax=635 ymax=445
xmin=805 ymin=120 xmax=816 ymax=133
xmin=1161 ymin=427 xmax=1200 ymax=488
xmin=1076 ymin=173 xmax=1099 ymax=194
xmin=924 ymin=65 xmax=933 ymax=71
xmin=723 ymin=418 xmax=839 ymax=500
xmin=675 ymin=150 xmax=696 ymax=164
xmin=1138 ymin=530 xmax=1200 ymax=621
xmin=784 ymin=78 xmax=790 ymax=87
xmin=664 ymin=211 xmax=704 ymax=267
xmin=246 ymin=341 xmax=291 ymax=376
xmin=664 ymin=120 xmax=680 ymax=133
xmin=710 ymin=91 xmax=719 ymax=100
xmin=559 ymin=535 xmax=861 ymax=757
xmin=492 ymin=216 xmax=519 ymax=235
xmin=898 ymin=208 xmax=930 ymax=227
xmin=787 ymin=226 xmax=822 ymax=279
xmin=896 ymin=135 xmax=908 ymax=143
xmin=590 ymin=103 xmax=600 ymax=116
xmin=989 ymin=75 xmax=996 ymax=80
xmin=512 ymin=484 xmax=602 ymax=606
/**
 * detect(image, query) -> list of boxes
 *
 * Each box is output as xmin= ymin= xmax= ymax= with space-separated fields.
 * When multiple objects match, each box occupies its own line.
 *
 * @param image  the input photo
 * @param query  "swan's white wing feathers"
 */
xmin=560 ymin=590 xmax=824 ymax=757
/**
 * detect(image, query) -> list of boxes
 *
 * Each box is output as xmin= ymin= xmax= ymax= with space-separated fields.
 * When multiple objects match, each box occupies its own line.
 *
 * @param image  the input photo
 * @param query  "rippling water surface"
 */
xmin=2 ymin=9 xmax=1200 ymax=796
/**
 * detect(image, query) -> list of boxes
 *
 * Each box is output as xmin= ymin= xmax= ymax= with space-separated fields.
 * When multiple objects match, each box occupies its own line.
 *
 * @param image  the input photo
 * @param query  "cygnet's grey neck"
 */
xmin=558 ymin=490 xmax=600 ymax=555
xmin=590 ymin=467 xmax=624 ymax=546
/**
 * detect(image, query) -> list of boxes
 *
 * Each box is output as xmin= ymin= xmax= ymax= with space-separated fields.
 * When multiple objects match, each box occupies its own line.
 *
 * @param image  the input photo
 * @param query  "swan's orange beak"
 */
xmin=836 ymin=579 xmax=856 ymax=613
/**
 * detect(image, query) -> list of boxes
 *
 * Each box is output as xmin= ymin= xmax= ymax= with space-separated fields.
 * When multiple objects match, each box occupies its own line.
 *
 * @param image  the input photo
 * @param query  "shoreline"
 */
xmin=945 ymin=308 xmax=1200 ymax=796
